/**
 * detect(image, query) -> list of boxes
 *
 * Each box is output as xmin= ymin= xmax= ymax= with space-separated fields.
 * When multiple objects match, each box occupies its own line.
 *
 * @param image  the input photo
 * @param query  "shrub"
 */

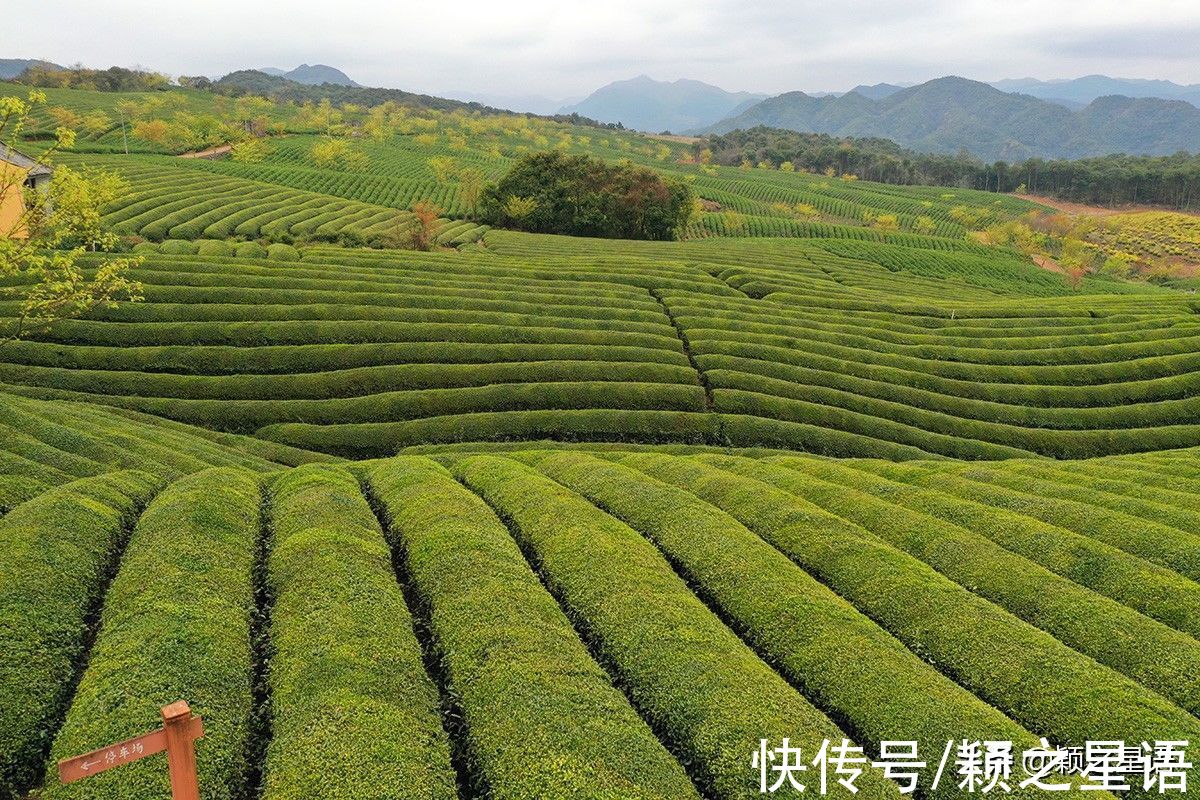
xmin=763 ymin=456 xmax=1200 ymax=717
xmin=267 ymin=243 xmax=300 ymax=262
xmin=196 ymin=239 xmax=235 ymax=257
xmin=235 ymin=241 xmax=269 ymax=258
xmin=0 ymin=475 xmax=47 ymax=513
xmin=59 ymin=381 xmax=707 ymax=434
xmin=0 ymin=471 xmax=160 ymax=796
xmin=159 ymin=238 xmax=198 ymax=255
xmin=452 ymin=455 xmax=899 ymax=800
xmin=878 ymin=463 xmax=1200 ymax=583
xmin=535 ymin=452 xmax=1043 ymax=799
xmin=258 ymin=410 xmax=720 ymax=458
xmin=366 ymin=457 xmax=696 ymax=799
xmin=838 ymin=459 xmax=1200 ymax=640
xmin=264 ymin=465 xmax=455 ymax=800
xmin=43 ymin=469 xmax=261 ymax=800
xmin=642 ymin=455 xmax=1200 ymax=749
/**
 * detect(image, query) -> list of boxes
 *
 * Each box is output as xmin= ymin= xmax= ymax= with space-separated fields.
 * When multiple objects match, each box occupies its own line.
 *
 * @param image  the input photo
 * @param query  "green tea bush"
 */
xmin=884 ymin=465 xmax=1200 ymax=583
xmin=235 ymin=241 xmax=269 ymax=258
xmin=453 ymin=455 xmax=899 ymax=800
xmin=630 ymin=455 xmax=1200 ymax=749
xmin=267 ymin=243 xmax=301 ymax=262
xmin=43 ymin=469 xmax=261 ymax=800
xmin=258 ymin=410 xmax=720 ymax=458
xmin=536 ymin=452 xmax=1042 ymax=799
xmin=367 ymin=457 xmax=697 ymax=799
xmin=264 ymin=464 xmax=455 ymax=800
xmin=762 ymin=456 xmax=1200 ymax=716
xmin=837 ymin=459 xmax=1200 ymax=639
xmin=0 ymin=471 xmax=159 ymax=796
xmin=196 ymin=239 xmax=235 ymax=257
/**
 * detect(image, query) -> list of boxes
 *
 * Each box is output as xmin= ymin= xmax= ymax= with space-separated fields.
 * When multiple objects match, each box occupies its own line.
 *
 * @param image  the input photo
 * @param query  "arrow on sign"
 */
xmin=57 ymin=704 xmax=203 ymax=789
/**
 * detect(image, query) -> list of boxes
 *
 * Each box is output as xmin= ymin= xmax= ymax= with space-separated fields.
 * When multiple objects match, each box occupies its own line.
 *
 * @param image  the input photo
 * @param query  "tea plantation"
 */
xmin=3 ymin=80 xmax=1200 ymax=800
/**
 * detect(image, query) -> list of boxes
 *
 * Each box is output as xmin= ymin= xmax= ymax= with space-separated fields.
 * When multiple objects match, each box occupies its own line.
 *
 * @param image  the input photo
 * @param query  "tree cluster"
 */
xmin=698 ymin=127 xmax=1200 ymax=209
xmin=481 ymin=152 xmax=695 ymax=241
xmin=15 ymin=64 xmax=172 ymax=93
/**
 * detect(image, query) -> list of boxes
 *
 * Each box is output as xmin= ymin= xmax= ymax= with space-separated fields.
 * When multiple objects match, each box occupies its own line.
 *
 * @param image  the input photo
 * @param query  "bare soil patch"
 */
xmin=1019 ymin=193 xmax=1200 ymax=219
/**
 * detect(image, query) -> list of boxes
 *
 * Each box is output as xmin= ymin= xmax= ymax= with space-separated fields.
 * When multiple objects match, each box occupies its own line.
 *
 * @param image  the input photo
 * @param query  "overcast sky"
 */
xmin=6 ymin=0 xmax=1200 ymax=102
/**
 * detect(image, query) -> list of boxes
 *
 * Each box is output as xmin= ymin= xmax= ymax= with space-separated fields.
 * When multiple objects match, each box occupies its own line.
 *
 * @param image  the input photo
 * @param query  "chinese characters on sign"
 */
xmin=752 ymin=739 xmax=1192 ymax=794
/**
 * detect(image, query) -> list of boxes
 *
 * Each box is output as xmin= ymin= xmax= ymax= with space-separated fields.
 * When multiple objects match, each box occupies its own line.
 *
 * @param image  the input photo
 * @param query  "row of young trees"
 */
xmin=698 ymin=127 xmax=1200 ymax=209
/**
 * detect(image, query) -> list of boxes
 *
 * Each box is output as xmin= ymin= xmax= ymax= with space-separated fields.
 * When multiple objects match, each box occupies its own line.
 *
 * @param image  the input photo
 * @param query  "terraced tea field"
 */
xmin=5 ymin=79 xmax=1200 ymax=799
xmin=1 ymin=229 xmax=1191 ymax=461
xmin=4 ymin=440 xmax=1200 ymax=799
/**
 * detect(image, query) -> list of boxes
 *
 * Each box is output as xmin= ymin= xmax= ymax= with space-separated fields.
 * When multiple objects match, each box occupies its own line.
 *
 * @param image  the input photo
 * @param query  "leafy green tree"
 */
xmin=1 ymin=91 xmax=141 ymax=343
xmin=502 ymin=195 xmax=538 ymax=222
xmin=457 ymin=167 xmax=486 ymax=217
xmin=481 ymin=151 xmax=694 ymax=241
xmin=310 ymin=137 xmax=368 ymax=170
xmin=230 ymin=138 xmax=271 ymax=163
xmin=428 ymin=156 xmax=456 ymax=183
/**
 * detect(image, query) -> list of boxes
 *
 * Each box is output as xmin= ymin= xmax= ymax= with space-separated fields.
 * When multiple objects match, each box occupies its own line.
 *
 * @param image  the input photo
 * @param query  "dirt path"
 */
xmin=178 ymin=144 xmax=232 ymax=160
xmin=647 ymin=133 xmax=701 ymax=145
xmin=1020 ymin=193 xmax=1200 ymax=219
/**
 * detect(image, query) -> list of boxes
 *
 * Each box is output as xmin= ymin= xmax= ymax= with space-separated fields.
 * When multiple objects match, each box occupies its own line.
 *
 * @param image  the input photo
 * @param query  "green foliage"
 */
xmin=453 ymin=455 xmax=900 ymax=800
xmin=266 ymin=243 xmax=300 ymax=261
xmin=638 ymin=455 xmax=1200 ymax=749
xmin=535 ymin=452 xmax=1044 ymax=799
xmin=159 ymin=238 xmax=197 ymax=254
xmin=0 ymin=392 xmax=322 ymax=481
xmin=195 ymin=239 xmax=234 ymax=257
xmin=235 ymin=241 xmax=268 ymax=258
xmin=367 ymin=457 xmax=696 ymax=799
xmin=43 ymin=469 xmax=261 ymax=800
xmin=264 ymin=464 xmax=455 ymax=800
xmin=0 ymin=470 xmax=159 ymax=796
xmin=482 ymin=151 xmax=695 ymax=240
xmin=840 ymin=459 xmax=1200 ymax=639
xmin=0 ymin=92 xmax=142 ymax=342
xmin=762 ymin=456 xmax=1200 ymax=716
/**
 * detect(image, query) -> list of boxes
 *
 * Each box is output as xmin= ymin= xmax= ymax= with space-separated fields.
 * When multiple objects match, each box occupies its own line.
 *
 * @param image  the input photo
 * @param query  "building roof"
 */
xmin=0 ymin=145 xmax=52 ymax=177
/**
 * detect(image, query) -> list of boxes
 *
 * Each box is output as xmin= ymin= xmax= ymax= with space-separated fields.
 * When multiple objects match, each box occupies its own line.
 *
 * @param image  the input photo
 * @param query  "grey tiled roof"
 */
xmin=0 ymin=145 xmax=53 ymax=176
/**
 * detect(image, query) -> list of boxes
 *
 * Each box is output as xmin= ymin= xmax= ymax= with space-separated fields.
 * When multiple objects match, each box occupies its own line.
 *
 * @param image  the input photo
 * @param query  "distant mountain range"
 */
xmin=0 ymin=58 xmax=64 ymax=79
xmin=990 ymin=75 xmax=1200 ymax=109
xmin=440 ymin=90 xmax=575 ymax=116
xmin=257 ymin=64 xmax=358 ymax=87
xmin=559 ymin=76 xmax=767 ymax=133
xmin=848 ymin=83 xmax=905 ymax=101
xmin=699 ymin=76 xmax=1200 ymax=161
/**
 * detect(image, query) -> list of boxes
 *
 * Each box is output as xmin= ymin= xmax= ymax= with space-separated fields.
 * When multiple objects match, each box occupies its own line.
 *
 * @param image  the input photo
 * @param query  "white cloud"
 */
xmin=5 ymin=0 xmax=1199 ymax=99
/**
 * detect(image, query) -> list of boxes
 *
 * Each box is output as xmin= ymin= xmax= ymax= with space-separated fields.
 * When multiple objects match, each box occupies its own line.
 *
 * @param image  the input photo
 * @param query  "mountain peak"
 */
xmin=559 ymin=75 xmax=768 ymax=133
xmin=249 ymin=63 xmax=357 ymax=87
xmin=699 ymin=74 xmax=1199 ymax=161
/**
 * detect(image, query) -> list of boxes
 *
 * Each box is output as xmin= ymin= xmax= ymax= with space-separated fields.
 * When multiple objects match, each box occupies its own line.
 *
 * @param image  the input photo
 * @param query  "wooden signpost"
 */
xmin=58 ymin=700 xmax=204 ymax=800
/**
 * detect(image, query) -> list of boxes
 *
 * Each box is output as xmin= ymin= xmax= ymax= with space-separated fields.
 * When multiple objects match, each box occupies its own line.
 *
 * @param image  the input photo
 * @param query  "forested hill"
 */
xmin=701 ymin=76 xmax=1200 ymax=161
xmin=698 ymin=127 xmax=1200 ymax=208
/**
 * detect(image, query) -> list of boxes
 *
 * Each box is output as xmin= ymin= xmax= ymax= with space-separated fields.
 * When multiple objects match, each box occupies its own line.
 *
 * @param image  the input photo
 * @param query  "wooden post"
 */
xmin=160 ymin=701 xmax=202 ymax=800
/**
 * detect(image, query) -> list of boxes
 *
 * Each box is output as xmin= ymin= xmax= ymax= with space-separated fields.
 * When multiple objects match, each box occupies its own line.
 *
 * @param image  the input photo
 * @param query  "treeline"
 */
xmin=212 ymin=72 xmax=625 ymax=129
xmin=14 ymin=64 xmax=173 ymax=92
xmin=13 ymin=65 xmax=625 ymax=131
xmin=699 ymin=127 xmax=1200 ymax=209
